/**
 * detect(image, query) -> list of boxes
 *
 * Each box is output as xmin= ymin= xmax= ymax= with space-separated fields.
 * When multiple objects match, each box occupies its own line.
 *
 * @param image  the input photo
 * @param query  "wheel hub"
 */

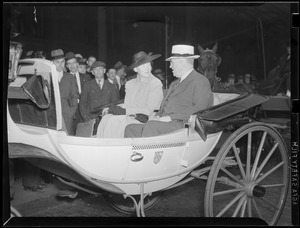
xmin=252 ymin=185 xmax=266 ymax=197
xmin=245 ymin=183 xmax=266 ymax=198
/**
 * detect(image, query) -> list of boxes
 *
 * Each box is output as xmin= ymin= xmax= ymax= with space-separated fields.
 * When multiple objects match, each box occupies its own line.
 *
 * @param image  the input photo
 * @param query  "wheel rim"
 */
xmin=104 ymin=191 xmax=164 ymax=215
xmin=204 ymin=122 xmax=289 ymax=225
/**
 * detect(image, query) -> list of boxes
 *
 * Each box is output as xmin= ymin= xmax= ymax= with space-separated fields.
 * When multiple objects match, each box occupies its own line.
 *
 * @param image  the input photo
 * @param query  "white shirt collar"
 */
xmin=108 ymin=78 xmax=113 ymax=84
xmin=179 ymin=69 xmax=193 ymax=83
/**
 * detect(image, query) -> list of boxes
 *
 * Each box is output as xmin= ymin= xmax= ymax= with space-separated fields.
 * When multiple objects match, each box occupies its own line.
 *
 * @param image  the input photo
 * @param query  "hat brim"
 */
xmin=165 ymin=55 xmax=200 ymax=61
xmin=51 ymin=55 xmax=65 ymax=60
xmin=127 ymin=54 xmax=161 ymax=71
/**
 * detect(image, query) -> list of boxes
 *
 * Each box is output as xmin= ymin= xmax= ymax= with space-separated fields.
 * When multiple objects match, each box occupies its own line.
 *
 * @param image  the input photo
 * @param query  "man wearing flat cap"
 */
xmin=125 ymin=44 xmax=213 ymax=138
xmin=96 ymin=51 xmax=163 ymax=138
xmin=51 ymin=49 xmax=79 ymax=135
xmin=78 ymin=61 xmax=120 ymax=126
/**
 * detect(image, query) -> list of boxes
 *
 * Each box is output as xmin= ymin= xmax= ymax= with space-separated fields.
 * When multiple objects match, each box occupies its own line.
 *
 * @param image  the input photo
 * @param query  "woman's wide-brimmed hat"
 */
xmin=165 ymin=44 xmax=200 ymax=61
xmin=127 ymin=51 xmax=161 ymax=71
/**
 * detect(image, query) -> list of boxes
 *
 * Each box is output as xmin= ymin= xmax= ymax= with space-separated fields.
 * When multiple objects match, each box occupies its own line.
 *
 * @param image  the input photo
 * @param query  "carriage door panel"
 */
xmin=124 ymin=142 xmax=187 ymax=182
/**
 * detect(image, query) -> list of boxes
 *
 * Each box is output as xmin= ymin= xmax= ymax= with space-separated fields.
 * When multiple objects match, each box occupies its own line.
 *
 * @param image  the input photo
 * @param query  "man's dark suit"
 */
xmin=59 ymin=72 xmax=79 ymax=135
xmin=70 ymin=72 xmax=93 ymax=135
xmin=79 ymin=79 xmax=120 ymax=122
xmin=124 ymin=70 xmax=213 ymax=137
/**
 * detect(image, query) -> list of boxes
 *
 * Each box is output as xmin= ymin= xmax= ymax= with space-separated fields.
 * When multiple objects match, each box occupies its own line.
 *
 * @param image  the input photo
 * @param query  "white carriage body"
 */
xmin=7 ymin=58 xmax=240 ymax=195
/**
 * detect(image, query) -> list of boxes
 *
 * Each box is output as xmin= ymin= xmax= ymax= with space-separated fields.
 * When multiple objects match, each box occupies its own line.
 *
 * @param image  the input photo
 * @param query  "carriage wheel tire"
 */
xmin=204 ymin=122 xmax=289 ymax=225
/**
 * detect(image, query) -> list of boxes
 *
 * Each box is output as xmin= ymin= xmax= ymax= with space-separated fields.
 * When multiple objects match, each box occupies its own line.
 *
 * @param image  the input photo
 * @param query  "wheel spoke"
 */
xmin=246 ymin=132 xmax=252 ymax=181
xmin=220 ymin=167 xmax=245 ymax=186
xmin=253 ymin=142 xmax=278 ymax=180
xmin=240 ymin=197 xmax=247 ymax=217
xmin=232 ymin=144 xmax=247 ymax=181
xmin=261 ymin=183 xmax=285 ymax=188
xmin=216 ymin=191 xmax=244 ymax=217
xmin=257 ymin=197 xmax=279 ymax=210
xmin=213 ymin=188 xmax=243 ymax=197
xmin=247 ymin=197 xmax=252 ymax=217
xmin=233 ymin=195 xmax=247 ymax=217
xmin=256 ymin=161 xmax=285 ymax=183
xmin=250 ymin=132 xmax=267 ymax=180
xmin=251 ymin=198 xmax=262 ymax=219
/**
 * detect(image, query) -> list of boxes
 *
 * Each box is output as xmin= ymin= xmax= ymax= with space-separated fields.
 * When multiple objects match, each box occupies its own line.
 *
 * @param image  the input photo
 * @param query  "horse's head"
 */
xmin=197 ymin=43 xmax=222 ymax=78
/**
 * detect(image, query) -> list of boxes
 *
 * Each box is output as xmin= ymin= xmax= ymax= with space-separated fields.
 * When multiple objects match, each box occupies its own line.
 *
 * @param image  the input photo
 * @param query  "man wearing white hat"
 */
xmin=124 ymin=44 xmax=213 ymax=137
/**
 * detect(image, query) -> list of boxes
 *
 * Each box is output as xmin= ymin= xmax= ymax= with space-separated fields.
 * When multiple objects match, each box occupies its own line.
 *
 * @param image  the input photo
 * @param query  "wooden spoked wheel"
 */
xmin=104 ymin=191 xmax=164 ymax=215
xmin=204 ymin=122 xmax=289 ymax=225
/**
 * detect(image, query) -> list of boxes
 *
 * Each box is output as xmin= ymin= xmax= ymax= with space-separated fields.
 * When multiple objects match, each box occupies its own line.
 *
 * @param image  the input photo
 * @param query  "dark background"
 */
xmin=4 ymin=2 xmax=296 ymax=85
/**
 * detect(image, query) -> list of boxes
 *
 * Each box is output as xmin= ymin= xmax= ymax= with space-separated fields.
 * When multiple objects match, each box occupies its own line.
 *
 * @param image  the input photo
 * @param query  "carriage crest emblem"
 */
xmin=154 ymin=151 xmax=163 ymax=164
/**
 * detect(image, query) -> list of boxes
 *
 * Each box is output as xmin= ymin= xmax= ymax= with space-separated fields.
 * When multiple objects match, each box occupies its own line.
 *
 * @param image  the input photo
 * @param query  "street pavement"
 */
xmin=6 ymin=170 xmax=293 ymax=226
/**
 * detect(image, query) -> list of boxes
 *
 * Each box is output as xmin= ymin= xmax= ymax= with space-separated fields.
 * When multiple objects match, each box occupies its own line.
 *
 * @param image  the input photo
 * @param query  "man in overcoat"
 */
xmin=65 ymin=52 xmax=92 ymax=134
xmin=124 ymin=44 xmax=214 ymax=137
xmin=79 ymin=61 xmax=120 ymax=122
xmin=51 ymin=49 xmax=79 ymax=135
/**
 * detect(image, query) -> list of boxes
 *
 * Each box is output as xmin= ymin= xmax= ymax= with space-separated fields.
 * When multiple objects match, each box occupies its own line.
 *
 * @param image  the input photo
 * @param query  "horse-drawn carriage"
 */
xmin=7 ymin=43 xmax=290 ymax=225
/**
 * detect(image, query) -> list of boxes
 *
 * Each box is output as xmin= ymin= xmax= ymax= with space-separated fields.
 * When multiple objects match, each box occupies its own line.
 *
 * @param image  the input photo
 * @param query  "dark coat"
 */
xmin=59 ymin=72 xmax=79 ymax=134
xmin=79 ymin=79 xmax=120 ymax=122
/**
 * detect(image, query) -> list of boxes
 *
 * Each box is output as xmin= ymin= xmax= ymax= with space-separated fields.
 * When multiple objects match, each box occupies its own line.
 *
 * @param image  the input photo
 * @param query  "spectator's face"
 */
xmin=107 ymin=68 xmax=117 ymax=81
xmin=53 ymin=58 xmax=65 ymax=72
xmin=244 ymin=78 xmax=251 ymax=84
xmin=66 ymin=58 xmax=78 ymax=73
xmin=135 ymin=62 xmax=152 ymax=78
xmin=228 ymin=78 xmax=235 ymax=85
xmin=78 ymin=64 xmax=87 ymax=74
xmin=116 ymin=67 xmax=126 ymax=78
xmin=87 ymin=57 xmax=96 ymax=67
xmin=92 ymin=66 xmax=106 ymax=79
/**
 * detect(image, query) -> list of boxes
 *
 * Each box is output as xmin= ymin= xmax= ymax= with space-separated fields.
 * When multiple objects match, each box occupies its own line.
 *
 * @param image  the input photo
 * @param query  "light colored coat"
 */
xmin=97 ymin=74 xmax=163 ymax=138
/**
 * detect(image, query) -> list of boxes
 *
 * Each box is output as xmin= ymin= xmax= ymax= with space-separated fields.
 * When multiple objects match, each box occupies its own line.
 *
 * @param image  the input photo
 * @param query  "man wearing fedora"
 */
xmin=114 ymin=61 xmax=127 ymax=99
xmin=51 ymin=49 xmax=79 ymax=135
xmin=124 ymin=44 xmax=213 ymax=138
xmin=96 ymin=51 xmax=164 ymax=138
xmin=78 ymin=61 xmax=120 ymax=128
xmin=65 ymin=52 xmax=92 ymax=135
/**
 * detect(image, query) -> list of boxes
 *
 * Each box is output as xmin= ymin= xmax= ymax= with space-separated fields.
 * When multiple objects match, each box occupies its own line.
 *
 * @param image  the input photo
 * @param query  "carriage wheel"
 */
xmin=103 ymin=191 xmax=164 ymax=215
xmin=204 ymin=122 xmax=289 ymax=225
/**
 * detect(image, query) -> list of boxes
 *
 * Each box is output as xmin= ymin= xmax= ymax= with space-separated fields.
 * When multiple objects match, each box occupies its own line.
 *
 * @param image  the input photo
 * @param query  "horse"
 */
xmin=255 ymin=52 xmax=290 ymax=96
xmin=197 ymin=43 xmax=255 ymax=94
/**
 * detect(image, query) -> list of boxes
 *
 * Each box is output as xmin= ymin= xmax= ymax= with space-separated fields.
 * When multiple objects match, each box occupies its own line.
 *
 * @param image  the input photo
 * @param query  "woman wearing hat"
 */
xmin=124 ymin=44 xmax=213 ymax=138
xmin=96 ymin=51 xmax=164 ymax=138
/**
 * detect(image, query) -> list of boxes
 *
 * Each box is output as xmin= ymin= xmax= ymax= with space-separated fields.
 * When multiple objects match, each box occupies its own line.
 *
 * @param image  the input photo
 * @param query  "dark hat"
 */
xmin=78 ymin=58 xmax=87 ymax=65
xmin=51 ymin=49 xmax=65 ymax=60
xmin=90 ymin=61 xmax=106 ymax=70
xmin=114 ymin=61 xmax=127 ymax=71
xmin=77 ymin=57 xmax=87 ymax=64
xmin=127 ymin=51 xmax=161 ymax=71
xmin=65 ymin=52 xmax=77 ymax=62
xmin=33 ymin=50 xmax=46 ymax=59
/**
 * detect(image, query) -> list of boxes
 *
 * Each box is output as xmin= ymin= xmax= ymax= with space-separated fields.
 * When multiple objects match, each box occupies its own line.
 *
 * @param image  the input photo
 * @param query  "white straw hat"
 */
xmin=165 ymin=44 xmax=200 ymax=61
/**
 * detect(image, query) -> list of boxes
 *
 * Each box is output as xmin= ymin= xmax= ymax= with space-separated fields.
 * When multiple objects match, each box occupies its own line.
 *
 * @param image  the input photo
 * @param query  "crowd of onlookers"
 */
xmin=224 ymin=72 xmax=257 ymax=90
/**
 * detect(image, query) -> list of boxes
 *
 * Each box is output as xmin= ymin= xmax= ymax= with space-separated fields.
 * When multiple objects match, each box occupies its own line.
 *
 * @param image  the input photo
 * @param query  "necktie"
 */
xmin=72 ymin=73 xmax=81 ymax=94
xmin=98 ymin=79 xmax=102 ymax=89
